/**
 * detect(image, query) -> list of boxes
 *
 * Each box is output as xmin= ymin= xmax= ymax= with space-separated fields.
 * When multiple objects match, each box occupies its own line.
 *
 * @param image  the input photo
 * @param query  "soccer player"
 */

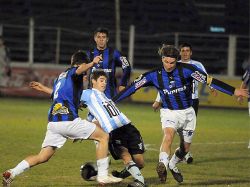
xmin=113 ymin=44 xmax=249 ymax=183
xmin=80 ymin=70 xmax=146 ymax=187
xmin=86 ymin=27 xmax=131 ymax=99
xmin=237 ymin=63 xmax=250 ymax=148
xmin=152 ymin=42 xmax=217 ymax=164
xmin=2 ymin=51 xmax=122 ymax=186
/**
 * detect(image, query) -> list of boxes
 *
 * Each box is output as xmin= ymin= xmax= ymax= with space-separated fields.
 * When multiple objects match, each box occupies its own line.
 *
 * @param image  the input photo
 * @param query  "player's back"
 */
xmin=81 ymin=88 xmax=131 ymax=133
xmin=48 ymin=67 xmax=83 ymax=122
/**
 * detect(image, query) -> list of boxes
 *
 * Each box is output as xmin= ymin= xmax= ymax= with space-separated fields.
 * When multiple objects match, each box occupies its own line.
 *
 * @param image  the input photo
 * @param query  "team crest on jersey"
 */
xmin=134 ymin=76 xmax=147 ymax=89
xmin=52 ymin=103 xmax=69 ymax=115
xmin=191 ymin=71 xmax=206 ymax=83
xmin=169 ymin=81 xmax=176 ymax=88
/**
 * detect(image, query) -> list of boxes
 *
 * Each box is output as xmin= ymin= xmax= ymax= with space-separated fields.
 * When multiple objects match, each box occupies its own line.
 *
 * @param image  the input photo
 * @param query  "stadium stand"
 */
xmin=0 ymin=0 xmax=248 ymax=75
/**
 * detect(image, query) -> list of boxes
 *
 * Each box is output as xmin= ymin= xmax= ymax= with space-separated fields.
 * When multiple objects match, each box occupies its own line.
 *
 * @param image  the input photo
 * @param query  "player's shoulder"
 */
xmin=190 ymin=59 xmax=203 ymax=66
xmin=81 ymin=89 xmax=93 ymax=98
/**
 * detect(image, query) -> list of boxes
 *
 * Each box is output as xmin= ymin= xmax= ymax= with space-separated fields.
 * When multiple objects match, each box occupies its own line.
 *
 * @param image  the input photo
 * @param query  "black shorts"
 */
xmin=192 ymin=99 xmax=199 ymax=116
xmin=109 ymin=123 xmax=145 ymax=160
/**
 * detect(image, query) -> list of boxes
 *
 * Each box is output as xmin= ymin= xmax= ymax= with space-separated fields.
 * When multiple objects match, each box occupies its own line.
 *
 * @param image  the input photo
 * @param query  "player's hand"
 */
xmin=237 ymin=96 xmax=244 ymax=104
xmin=118 ymin=86 xmax=125 ymax=92
xmin=92 ymin=55 xmax=102 ymax=64
xmin=210 ymin=88 xmax=218 ymax=97
xmin=234 ymin=88 xmax=249 ymax=98
xmin=152 ymin=101 xmax=161 ymax=112
xmin=29 ymin=81 xmax=44 ymax=91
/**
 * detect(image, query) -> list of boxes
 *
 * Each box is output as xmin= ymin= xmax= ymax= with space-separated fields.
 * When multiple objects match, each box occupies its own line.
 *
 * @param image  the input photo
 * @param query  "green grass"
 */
xmin=0 ymin=98 xmax=250 ymax=187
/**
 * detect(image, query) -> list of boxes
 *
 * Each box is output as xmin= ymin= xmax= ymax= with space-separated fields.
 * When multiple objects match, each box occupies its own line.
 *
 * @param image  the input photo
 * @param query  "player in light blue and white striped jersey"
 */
xmin=81 ymin=88 xmax=131 ymax=133
xmin=80 ymin=70 xmax=146 ymax=187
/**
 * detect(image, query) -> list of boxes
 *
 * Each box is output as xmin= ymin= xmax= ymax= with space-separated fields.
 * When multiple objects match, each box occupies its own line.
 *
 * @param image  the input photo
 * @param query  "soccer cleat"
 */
xmin=2 ymin=170 xmax=14 ymax=187
xmin=97 ymin=174 xmax=122 ymax=184
xmin=184 ymin=152 xmax=193 ymax=164
xmin=127 ymin=179 xmax=146 ymax=187
xmin=156 ymin=162 xmax=167 ymax=183
xmin=169 ymin=166 xmax=183 ymax=183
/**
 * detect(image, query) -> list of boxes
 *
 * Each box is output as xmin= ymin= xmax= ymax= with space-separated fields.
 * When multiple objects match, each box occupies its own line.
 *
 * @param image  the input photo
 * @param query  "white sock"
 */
xmin=126 ymin=161 xmax=144 ymax=184
xmin=159 ymin=152 xmax=169 ymax=168
xmin=97 ymin=157 xmax=109 ymax=177
xmin=169 ymin=153 xmax=181 ymax=169
xmin=11 ymin=160 xmax=30 ymax=178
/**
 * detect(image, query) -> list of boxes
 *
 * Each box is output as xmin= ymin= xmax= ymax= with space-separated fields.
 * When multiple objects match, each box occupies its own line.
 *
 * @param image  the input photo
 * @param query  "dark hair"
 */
xmin=91 ymin=70 xmax=108 ymax=81
xmin=158 ymin=44 xmax=179 ymax=59
xmin=94 ymin=27 xmax=109 ymax=38
xmin=179 ymin=42 xmax=192 ymax=51
xmin=71 ymin=50 xmax=90 ymax=67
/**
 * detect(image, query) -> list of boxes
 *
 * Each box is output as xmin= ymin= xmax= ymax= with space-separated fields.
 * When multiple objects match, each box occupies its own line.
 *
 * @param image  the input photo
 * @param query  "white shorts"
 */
xmin=160 ymin=107 xmax=196 ymax=143
xmin=42 ymin=118 xmax=96 ymax=148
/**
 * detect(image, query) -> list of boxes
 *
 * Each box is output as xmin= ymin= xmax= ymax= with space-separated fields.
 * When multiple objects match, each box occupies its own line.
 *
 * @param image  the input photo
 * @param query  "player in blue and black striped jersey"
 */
xmin=2 ymin=51 xmax=122 ymax=186
xmin=113 ymin=44 xmax=249 ymax=184
xmin=86 ymin=27 xmax=131 ymax=99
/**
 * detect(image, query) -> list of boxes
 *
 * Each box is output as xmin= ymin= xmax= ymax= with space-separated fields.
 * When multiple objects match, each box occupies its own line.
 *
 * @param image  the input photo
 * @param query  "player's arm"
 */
xmin=237 ymin=69 xmax=249 ymax=104
xmin=75 ymin=55 xmax=102 ymax=75
xmin=197 ymin=62 xmax=218 ymax=97
xmin=113 ymin=73 xmax=152 ymax=102
xmin=29 ymin=81 xmax=52 ymax=95
xmin=191 ymin=67 xmax=249 ymax=98
xmin=115 ymin=51 xmax=131 ymax=92
xmin=152 ymin=92 xmax=162 ymax=112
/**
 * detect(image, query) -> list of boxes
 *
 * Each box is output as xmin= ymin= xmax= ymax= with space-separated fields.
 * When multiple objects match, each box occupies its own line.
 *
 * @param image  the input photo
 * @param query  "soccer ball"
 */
xmin=80 ymin=162 xmax=98 ymax=181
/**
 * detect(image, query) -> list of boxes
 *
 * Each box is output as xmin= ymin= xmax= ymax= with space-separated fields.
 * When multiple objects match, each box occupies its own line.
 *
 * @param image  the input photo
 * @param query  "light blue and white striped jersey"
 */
xmin=178 ymin=60 xmax=207 ymax=99
xmin=80 ymin=88 xmax=131 ymax=133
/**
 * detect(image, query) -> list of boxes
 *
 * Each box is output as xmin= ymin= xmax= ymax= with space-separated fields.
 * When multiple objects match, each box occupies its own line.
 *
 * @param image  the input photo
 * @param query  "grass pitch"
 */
xmin=0 ymin=97 xmax=249 ymax=187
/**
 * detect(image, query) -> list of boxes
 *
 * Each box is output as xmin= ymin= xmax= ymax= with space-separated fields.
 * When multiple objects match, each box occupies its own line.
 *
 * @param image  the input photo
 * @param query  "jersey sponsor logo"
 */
xmin=92 ymin=67 xmax=112 ymax=73
xmin=120 ymin=56 xmax=130 ymax=68
xmin=52 ymin=103 xmax=69 ymax=115
xmin=134 ymin=76 xmax=147 ymax=89
xmin=191 ymin=71 xmax=206 ymax=83
xmin=163 ymin=86 xmax=187 ymax=95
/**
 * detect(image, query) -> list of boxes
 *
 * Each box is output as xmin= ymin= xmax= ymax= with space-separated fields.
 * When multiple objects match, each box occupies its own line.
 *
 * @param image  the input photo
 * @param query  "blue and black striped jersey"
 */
xmin=87 ymin=47 xmax=131 ymax=99
xmin=48 ymin=67 xmax=83 ymax=122
xmin=113 ymin=63 xmax=235 ymax=110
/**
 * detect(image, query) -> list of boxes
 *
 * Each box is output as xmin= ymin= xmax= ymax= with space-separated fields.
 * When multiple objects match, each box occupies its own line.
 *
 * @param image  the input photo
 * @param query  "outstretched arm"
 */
xmin=29 ymin=81 xmax=53 ymax=95
xmin=75 ymin=55 xmax=102 ymax=75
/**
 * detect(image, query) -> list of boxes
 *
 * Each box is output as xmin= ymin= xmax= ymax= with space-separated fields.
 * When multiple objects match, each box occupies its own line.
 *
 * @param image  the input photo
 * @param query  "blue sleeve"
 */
xmin=190 ymin=65 xmax=235 ymax=96
xmin=112 ymin=72 xmax=153 ymax=102
xmin=114 ymin=50 xmax=131 ymax=86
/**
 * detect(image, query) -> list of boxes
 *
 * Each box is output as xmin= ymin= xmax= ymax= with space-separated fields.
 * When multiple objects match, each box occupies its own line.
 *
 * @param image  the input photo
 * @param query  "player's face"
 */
xmin=92 ymin=76 xmax=107 ymax=92
xmin=94 ymin=32 xmax=108 ymax=50
xmin=162 ymin=56 xmax=177 ymax=72
xmin=180 ymin=47 xmax=192 ymax=62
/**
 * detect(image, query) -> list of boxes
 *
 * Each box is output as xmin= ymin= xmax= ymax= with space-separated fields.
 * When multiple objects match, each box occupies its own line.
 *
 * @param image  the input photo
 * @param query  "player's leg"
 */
xmin=3 ymin=146 xmax=56 ymax=186
xmin=3 ymin=121 xmax=65 ymax=186
xmin=168 ymin=107 xmax=196 ymax=183
xmin=156 ymin=127 xmax=175 ymax=183
xmin=86 ymin=121 xmax=121 ymax=184
xmin=110 ymin=124 xmax=145 ymax=186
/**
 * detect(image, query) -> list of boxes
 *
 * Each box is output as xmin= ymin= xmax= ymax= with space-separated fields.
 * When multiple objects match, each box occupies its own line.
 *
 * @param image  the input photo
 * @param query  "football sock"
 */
xmin=11 ymin=160 xmax=30 ymax=177
xmin=169 ymin=153 xmax=181 ymax=169
xmin=159 ymin=152 xmax=169 ymax=168
xmin=97 ymin=157 xmax=109 ymax=177
xmin=126 ymin=161 xmax=144 ymax=184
